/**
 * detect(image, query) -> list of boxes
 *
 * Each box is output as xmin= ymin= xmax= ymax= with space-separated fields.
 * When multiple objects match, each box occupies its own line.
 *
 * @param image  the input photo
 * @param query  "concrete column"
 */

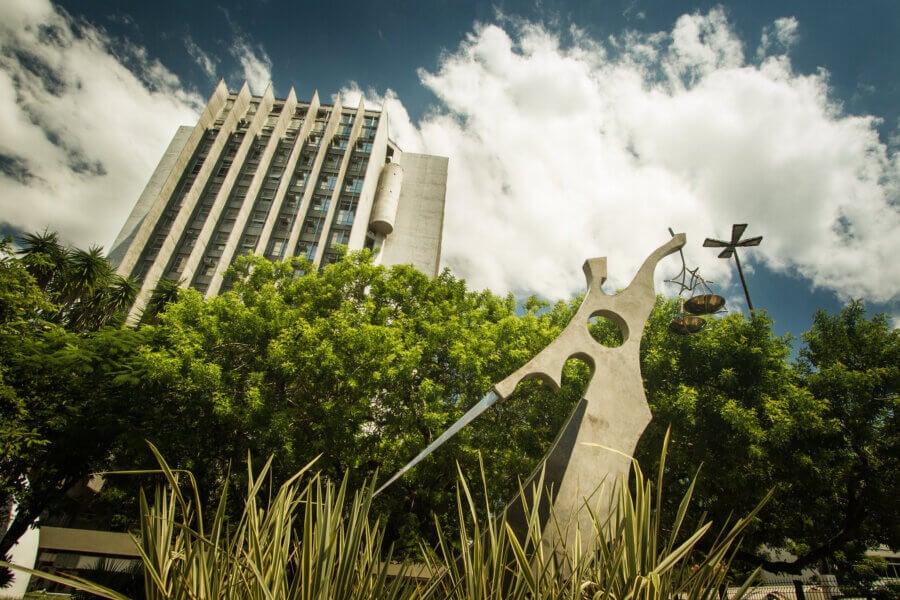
xmin=108 ymin=125 xmax=193 ymax=268
xmin=369 ymin=162 xmax=404 ymax=235
xmin=127 ymin=82 xmax=248 ymax=322
xmin=206 ymin=87 xmax=298 ymax=296
xmin=115 ymin=80 xmax=229 ymax=278
xmin=308 ymin=95 xmax=344 ymax=267
xmin=179 ymin=83 xmax=271 ymax=289
xmin=256 ymin=90 xmax=319 ymax=258
xmin=282 ymin=93 xmax=341 ymax=267
xmin=349 ymin=105 xmax=392 ymax=251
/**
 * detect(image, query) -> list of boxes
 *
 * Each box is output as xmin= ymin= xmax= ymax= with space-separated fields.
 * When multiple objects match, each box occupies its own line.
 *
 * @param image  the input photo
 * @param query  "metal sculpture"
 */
xmin=665 ymin=228 xmax=726 ymax=335
xmin=377 ymin=233 xmax=687 ymax=552
xmin=703 ymin=224 xmax=763 ymax=313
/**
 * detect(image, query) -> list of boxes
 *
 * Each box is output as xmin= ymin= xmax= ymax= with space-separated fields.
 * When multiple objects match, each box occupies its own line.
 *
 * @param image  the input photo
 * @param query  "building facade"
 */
xmin=109 ymin=81 xmax=448 ymax=320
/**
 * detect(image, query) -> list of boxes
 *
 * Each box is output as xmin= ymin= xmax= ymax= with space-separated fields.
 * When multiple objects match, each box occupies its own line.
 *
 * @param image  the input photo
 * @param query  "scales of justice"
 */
xmin=376 ymin=232 xmax=726 ymax=552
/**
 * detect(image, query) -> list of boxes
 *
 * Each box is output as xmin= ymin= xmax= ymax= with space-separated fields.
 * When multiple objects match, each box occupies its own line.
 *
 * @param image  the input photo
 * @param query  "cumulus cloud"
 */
xmin=0 ymin=0 xmax=202 ymax=251
xmin=349 ymin=9 xmax=899 ymax=306
xmin=758 ymin=16 xmax=799 ymax=58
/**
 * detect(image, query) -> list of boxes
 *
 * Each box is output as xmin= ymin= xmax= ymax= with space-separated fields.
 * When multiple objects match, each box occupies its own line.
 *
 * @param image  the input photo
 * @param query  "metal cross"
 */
xmin=703 ymin=223 xmax=762 ymax=313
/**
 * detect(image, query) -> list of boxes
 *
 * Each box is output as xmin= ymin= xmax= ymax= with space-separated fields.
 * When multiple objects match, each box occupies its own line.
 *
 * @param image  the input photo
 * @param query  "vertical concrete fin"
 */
xmin=206 ymin=85 xmax=294 ymax=295
xmin=184 ymin=87 xmax=272 ymax=292
xmin=115 ymin=82 xmax=228 ymax=280
xmin=262 ymin=82 xmax=275 ymax=103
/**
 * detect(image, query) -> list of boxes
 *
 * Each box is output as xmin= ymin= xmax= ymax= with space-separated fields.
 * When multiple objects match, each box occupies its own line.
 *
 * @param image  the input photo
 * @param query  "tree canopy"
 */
xmin=0 ymin=234 xmax=141 ymax=561
xmin=1 ymin=233 xmax=896 ymax=583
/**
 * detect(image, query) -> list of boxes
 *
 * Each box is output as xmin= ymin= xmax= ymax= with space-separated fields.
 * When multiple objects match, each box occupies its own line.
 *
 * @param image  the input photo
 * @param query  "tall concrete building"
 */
xmin=109 ymin=81 xmax=448 ymax=320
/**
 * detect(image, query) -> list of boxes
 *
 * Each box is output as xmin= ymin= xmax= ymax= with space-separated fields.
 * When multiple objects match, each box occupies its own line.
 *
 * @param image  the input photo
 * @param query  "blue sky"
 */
xmin=1 ymin=0 xmax=898 ymax=344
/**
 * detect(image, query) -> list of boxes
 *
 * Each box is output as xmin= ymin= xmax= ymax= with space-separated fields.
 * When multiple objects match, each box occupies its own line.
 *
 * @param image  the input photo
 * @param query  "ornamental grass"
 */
xmin=4 ymin=433 xmax=765 ymax=599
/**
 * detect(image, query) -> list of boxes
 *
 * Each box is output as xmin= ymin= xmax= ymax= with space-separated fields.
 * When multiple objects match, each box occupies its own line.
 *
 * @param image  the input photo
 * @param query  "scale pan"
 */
xmin=684 ymin=294 xmax=726 ymax=315
xmin=669 ymin=315 xmax=707 ymax=335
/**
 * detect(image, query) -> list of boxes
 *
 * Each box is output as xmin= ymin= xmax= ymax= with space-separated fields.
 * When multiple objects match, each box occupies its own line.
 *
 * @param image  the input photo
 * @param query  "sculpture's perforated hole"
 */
xmin=588 ymin=311 xmax=627 ymax=347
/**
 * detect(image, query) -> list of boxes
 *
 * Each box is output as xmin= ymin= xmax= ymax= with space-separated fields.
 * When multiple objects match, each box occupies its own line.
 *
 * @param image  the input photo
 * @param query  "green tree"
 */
xmin=103 ymin=251 xmax=573 ymax=551
xmin=0 ymin=234 xmax=141 ymax=563
xmin=636 ymin=297 xmax=898 ymax=576
xmin=793 ymin=301 xmax=899 ymax=571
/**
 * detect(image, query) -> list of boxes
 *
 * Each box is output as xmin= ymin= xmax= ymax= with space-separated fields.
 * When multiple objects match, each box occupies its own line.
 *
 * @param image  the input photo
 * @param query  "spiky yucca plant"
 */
xmin=4 ymin=433 xmax=766 ymax=600
xmin=420 ymin=431 xmax=767 ymax=600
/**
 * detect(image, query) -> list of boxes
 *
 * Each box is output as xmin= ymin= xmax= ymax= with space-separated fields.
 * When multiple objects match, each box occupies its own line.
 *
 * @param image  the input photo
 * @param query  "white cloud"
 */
xmin=185 ymin=35 xmax=218 ymax=80
xmin=352 ymin=10 xmax=899 ymax=305
xmin=758 ymin=16 xmax=799 ymax=59
xmin=230 ymin=36 xmax=271 ymax=95
xmin=0 ymin=0 xmax=202 ymax=251
xmin=1 ymin=2 xmax=895 ymax=309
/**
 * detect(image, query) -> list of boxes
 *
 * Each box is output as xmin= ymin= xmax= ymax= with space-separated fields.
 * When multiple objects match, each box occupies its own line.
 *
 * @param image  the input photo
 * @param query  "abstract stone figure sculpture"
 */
xmin=376 ymin=233 xmax=687 ymax=552
xmin=501 ymin=232 xmax=686 ymax=552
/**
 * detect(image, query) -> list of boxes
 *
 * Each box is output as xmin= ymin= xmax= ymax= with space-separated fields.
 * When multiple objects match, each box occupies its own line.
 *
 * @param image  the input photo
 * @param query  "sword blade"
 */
xmin=374 ymin=390 xmax=500 ymax=496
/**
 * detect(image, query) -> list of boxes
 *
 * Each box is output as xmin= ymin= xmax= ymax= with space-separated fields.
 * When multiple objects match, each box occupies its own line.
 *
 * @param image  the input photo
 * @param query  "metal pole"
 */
xmin=732 ymin=248 xmax=755 ymax=314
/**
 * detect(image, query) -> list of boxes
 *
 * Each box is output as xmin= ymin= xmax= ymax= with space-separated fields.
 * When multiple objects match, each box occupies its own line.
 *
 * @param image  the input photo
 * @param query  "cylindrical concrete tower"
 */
xmin=369 ymin=162 xmax=403 ymax=235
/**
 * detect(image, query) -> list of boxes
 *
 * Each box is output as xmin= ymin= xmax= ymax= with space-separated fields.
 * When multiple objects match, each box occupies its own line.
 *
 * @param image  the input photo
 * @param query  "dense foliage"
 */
xmin=1 ymin=232 xmax=896 ymax=586
xmin=4 ymin=438 xmax=765 ymax=600
xmin=636 ymin=298 xmax=899 ymax=577
xmin=0 ymin=233 xmax=139 ymax=563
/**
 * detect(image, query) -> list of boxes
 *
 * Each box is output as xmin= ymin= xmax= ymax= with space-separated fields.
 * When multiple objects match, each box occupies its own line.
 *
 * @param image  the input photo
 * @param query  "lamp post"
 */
xmin=703 ymin=224 xmax=762 ymax=314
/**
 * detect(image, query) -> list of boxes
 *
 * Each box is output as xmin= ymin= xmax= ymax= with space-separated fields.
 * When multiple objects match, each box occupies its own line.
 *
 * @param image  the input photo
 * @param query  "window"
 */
xmin=268 ymin=239 xmax=286 ymax=257
xmin=304 ymin=217 xmax=324 ymax=235
xmin=323 ymin=154 xmax=341 ymax=170
xmin=349 ymin=157 xmax=369 ymax=174
xmin=319 ymin=175 xmax=337 ymax=191
xmin=311 ymin=196 xmax=330 ymax=212
xmin=344 ymin=178 xmax=363 ymax=194
xmin=356 ymin=142 xmax=373 ymax=154
xmin=322 ymin=251 xmax=341 ymax=266
xmin=336 ymin=198 xmax=357 ymax=226
xmin=241 ymin=235 xmax=258 ymax=250
xmin=297 ymin=242 xmax=317 ymax=261
xmin=250 ymin=211 xmax=267 ymax=226
xmin=331 ymin=229 xmax=350 ymax=245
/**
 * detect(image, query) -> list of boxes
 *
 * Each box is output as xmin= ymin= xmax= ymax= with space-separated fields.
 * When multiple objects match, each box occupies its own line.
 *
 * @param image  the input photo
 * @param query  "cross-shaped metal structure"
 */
xmin=703 ymin=223 xmax=762 ymax=313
